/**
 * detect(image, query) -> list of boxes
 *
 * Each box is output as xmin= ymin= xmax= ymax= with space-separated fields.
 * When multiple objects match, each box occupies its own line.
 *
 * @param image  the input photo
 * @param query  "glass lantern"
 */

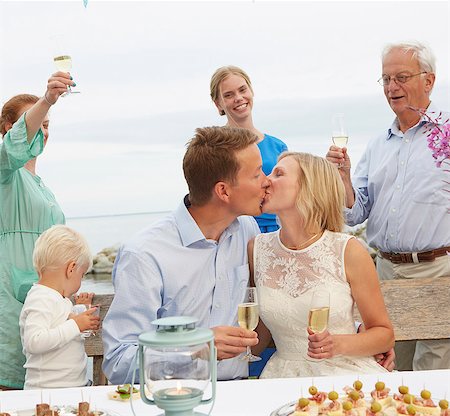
xmin=139 ymin=316 xmax=217 ymax=416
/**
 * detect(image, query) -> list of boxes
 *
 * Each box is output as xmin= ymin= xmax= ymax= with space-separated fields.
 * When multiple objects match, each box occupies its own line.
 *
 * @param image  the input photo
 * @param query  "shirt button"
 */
xmin=39 ymin=182 xmax=44 ymax=188
xmin=49 ymin=202 xmax=54 ymax=207
xmin=392 ymin=208 xmax=396 ymax=213
xmin=390 ymin=234 xmax=394 ymax=238
xmin=405 ymin=139 xmax=409 ymax=143
xmin=215 ymin=303 xmax=221 ymax=309
xmin=400 ymin=161 xmax=404 ymax=166
xmin=396 ymin=185 xmax=400 ymax=190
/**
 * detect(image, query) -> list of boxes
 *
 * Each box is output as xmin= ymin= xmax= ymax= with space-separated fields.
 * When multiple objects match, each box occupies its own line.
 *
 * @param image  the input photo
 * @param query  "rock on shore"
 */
xmin=90 ymin=244 xmax=119 ymax=274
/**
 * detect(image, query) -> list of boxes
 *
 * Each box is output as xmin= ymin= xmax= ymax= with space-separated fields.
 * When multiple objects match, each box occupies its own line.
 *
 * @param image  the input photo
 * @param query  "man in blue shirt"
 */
xmin=327 ymin=41 xmax=450 ymax=371
xmin=102 ymin=126 xmax=268 ymax=383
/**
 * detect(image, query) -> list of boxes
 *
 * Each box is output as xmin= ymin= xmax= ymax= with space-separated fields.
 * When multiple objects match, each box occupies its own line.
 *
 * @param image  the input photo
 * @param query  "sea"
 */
xmin=67 ymin=211 xmax=169 ymax=294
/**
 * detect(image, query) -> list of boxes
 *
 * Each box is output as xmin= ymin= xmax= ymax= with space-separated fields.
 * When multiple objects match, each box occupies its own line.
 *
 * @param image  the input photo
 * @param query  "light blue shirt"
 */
xmin=346 ymin=102 xmax=450 ymax=252
xmin=102 ymin=198 xmax=260 ymax=383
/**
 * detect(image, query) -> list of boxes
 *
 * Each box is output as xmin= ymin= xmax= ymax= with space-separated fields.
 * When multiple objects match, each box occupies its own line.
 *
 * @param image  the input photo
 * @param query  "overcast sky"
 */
xmin=1 ymin=1 xmax=449 ymax=217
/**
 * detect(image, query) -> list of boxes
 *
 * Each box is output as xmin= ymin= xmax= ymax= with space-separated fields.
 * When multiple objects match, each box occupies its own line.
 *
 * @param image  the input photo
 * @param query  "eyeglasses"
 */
xmin=377 ymin=72 xmax=427 ymax=86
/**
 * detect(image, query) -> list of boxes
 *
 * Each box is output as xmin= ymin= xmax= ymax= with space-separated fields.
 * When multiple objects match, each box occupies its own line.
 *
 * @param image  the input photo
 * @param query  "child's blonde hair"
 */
xmin=33 ymin=225 xmax=93 ymax=274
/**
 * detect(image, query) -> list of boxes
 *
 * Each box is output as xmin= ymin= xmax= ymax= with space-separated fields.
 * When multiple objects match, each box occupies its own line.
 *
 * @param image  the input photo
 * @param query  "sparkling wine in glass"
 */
xmin=51 ymin=35 xmax=80 ymax=96
xmin=308 ymin=290 xmax=330 ymax=333
xmin=332 ymin=113 xmax=348 ymax=168
xmin=238 ymin=287 xmax=261 ymax=362
xmin=331 ymin=113 xmax=349 ymax=148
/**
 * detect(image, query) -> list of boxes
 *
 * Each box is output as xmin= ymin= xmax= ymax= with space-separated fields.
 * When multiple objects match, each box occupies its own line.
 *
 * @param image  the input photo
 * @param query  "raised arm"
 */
xmin=24 ymin=72 xmax=73 ymax=142
xmin=308 ymin=238 xmax=394 ymax=359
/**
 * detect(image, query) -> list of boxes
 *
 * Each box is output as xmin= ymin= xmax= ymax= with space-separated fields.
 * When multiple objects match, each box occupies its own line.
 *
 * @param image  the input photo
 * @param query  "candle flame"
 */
xmin=176 ymin=381 xmax=182 ymax=392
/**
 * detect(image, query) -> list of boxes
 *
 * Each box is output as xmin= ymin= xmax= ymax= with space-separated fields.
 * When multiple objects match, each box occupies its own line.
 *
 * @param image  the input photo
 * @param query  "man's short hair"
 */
xmin=33 ymin=225 xmax=93 ymax=274
xmin=382 ymin=41 xmax=436 ymax=73
xmin=183 ymin=126 xmax=258 ymax=206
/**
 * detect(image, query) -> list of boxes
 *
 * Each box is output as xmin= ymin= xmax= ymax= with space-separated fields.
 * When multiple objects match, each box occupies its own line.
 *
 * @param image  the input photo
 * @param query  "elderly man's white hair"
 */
xmin=382 ymin=41 xmax=436 ymax=74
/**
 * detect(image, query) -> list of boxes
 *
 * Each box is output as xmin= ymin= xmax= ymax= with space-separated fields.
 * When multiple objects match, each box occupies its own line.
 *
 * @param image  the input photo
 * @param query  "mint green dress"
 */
xmin=0 ymin=114 xmax=65 ymax=388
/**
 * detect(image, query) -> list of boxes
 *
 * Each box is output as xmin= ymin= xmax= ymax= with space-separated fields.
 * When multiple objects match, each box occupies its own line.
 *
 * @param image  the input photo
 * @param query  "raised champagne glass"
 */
xmin=332 ymin=113 xmax=348 ymax=167
xmin=238 ymin=287 xmax=261 ymax=362
xmin=52 ymin=34 xmax=80 ymax=96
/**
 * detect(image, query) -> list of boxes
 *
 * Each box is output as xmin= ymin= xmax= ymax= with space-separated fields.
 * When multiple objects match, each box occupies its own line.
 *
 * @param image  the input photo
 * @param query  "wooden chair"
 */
xmin=371 ymin=276 xmax=450 ymax=341
xmin=83 ymin=294 xmax=114 ymax=386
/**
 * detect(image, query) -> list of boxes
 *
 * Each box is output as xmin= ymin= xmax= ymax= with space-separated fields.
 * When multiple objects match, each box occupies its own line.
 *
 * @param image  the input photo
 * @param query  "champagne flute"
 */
xmin=51 ymin=34 xmax=80 ymax=96
xmin=332 ymin=113 xmax=348 ymax=168
xmin=306 ymin=290 xmax=330 ymax=361
xmin=238 ymin=287 xmax=261 ymax=362
xmin=308 ymin=290 xmax=330 ymax=334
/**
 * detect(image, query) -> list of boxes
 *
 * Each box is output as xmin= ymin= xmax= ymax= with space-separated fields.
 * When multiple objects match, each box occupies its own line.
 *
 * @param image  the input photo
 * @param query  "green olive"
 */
xmin=439 ymin=400 xmax=449 ymax=410
xmin=420 ymin=390 xmax=431 ymax=400
xmin=309 ymin=386 xmax=318 ymax=395
xmin=343 ymin=401 xmax=353 ymax=411
xmin=298 ymin=398 xmax=310 ymax=409
xmin=371 ymin=402 xmax=382 ymax=413
xmin=403 ymin=394 xmax=414 ymax=404
xmin=349 ymin=390 xmax=360 ymax=401
xmin=328 ymin=391 xmax=339 ymax=401
xmin=399 ymin=385 xmax=409 ymax=395
xmin=406 ymin=405 xmax=416 ymax=415
xmin=353 ymin=380 xmax=363 ymax=391
xmin=375 ymin=381 xmax=385 ymax=391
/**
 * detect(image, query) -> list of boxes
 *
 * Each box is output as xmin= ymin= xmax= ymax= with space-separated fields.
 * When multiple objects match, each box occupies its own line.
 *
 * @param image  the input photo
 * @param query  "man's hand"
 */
xmin=326 ymin=145 xmax=352 ymax=174
xmin=375 ymin=348 xmax=396 ymax=372
xmin=212 ymin=326 xmax=258 ymax=360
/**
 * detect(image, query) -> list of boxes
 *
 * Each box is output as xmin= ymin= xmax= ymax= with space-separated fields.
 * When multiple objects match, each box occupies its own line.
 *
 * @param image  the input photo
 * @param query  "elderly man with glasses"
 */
xmin=326 ymin=41 xmax=450 ymax=371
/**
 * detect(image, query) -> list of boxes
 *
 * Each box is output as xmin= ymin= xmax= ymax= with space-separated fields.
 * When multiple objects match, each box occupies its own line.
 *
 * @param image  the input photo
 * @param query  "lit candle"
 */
xmin=165 ymin=385 xmax=192 ymax=396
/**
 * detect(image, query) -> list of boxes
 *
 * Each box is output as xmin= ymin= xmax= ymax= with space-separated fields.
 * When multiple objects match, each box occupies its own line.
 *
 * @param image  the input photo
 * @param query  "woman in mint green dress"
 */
xmin=0 ymin=71 xmax=75 ymax=389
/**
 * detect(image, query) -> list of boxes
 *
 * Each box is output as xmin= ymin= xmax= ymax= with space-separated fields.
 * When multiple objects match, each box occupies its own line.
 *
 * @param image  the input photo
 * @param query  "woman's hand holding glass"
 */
xmin=306 ymin=290 xmax=332 ymax=360
xmin=44 ymin=72 xmax=76 ymax=105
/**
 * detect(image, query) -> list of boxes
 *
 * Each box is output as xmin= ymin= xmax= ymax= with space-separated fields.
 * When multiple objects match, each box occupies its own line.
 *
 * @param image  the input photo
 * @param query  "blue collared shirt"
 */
xmin=102 ymin=198 xmax=260 ymax=383
xmin=345 ymin=102 xmax=450 ymax=253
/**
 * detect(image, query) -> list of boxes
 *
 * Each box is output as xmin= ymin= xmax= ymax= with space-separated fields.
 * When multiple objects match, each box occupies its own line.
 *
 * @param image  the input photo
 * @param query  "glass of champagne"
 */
xmin=51 ymin=35 xmax=80 ymax=96
xmin=306 ymin=290 xmax=330 ymax=361
xmin=308 ymin=290 xmax=330 ymax=334
xmin=238 ymin=287 xmax=261 ymax=362
xmin=332 ymin=113 xmax=348 ymax=168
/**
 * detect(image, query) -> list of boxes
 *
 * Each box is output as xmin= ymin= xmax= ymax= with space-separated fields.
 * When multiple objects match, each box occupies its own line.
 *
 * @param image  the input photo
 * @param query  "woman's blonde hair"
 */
xmin=279 ymin=152 xmax=345 ymax=233
xmin=210 ymin=66 xmax=254 ymax=115
xmin=33 ymin=225 xmax=93 ymax=274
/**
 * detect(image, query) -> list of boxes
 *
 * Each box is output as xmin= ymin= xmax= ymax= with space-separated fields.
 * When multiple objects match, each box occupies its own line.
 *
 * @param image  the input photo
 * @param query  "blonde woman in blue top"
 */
xmin=210 ymin=66 xmax=288 ymax=233
xmin=0 ymin=71 xmax=75 ymax=389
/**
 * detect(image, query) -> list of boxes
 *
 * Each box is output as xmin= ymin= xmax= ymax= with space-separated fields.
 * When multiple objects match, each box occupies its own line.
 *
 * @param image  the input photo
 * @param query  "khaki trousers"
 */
xmin=376 ymin=255 xmax=450 ymax=371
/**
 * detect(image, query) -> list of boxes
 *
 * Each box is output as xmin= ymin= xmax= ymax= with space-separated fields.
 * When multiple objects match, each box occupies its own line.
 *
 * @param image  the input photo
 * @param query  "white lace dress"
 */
xmin=254 ymin=230 xmax=388 ymax=378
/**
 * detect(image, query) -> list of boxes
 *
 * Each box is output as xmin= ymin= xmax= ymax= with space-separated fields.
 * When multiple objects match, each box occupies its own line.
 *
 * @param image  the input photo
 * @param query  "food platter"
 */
xmin=9 ymin=407 xmax=120 ymax=416
xmin=270 ymin=400 xmax=298 ymax=416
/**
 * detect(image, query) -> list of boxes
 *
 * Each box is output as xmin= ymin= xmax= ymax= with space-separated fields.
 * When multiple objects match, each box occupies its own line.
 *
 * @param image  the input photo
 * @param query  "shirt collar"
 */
xmin=386 ymin=101 xmax=444 ymax=140
xmin=174 ymin=195 xmax=240 ymax=247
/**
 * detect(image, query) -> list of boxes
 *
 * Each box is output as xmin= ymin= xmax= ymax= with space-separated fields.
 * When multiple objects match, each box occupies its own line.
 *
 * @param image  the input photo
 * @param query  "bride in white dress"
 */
xmin=248 ymin=152 xmax=394 ymax=377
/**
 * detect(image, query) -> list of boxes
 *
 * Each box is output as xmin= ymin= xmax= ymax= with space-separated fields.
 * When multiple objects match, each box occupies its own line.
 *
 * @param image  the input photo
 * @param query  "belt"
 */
xmin=379 ymin=247 xmax=450 ymax=264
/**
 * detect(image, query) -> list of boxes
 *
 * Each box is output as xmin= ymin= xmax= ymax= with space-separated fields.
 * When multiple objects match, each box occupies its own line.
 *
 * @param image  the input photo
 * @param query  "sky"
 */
xmin=1 ymin=0 xmax=449 ymax=217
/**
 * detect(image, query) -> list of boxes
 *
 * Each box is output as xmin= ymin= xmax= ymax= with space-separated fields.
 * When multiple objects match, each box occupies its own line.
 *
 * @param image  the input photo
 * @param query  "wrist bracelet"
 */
xmin=43 ymin=92 xmax=56 ymax=106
